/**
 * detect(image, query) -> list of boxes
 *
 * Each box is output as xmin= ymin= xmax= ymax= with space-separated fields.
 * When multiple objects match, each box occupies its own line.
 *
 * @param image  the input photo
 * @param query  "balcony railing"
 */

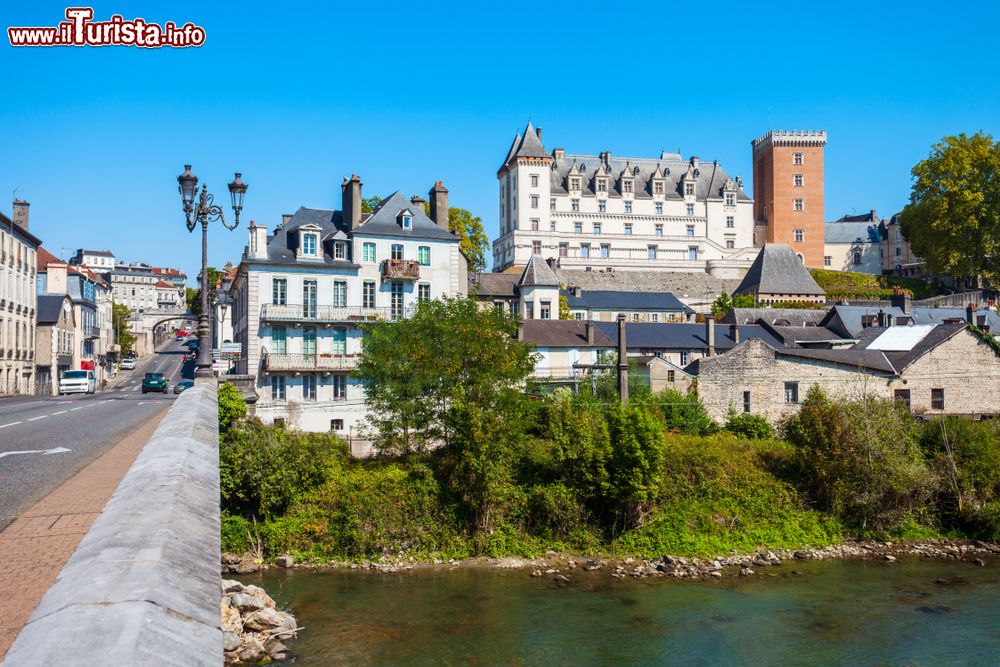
xmin=263 ymin=352 xmax=360 ymax=372
xmin=261 ymin=303 xmax=395 ymax=324
xmin=381 ymin=259 xmax=421 ymax=280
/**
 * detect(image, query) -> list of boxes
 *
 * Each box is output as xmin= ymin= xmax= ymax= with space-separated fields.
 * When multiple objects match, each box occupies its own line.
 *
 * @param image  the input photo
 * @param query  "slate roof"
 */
xmin=517 ymin=254 xmax=560 ymax=287
xmin=555 ymin=268 xmax=742 ymax=300
xmin=79 ymin=249 xmax=115 ymax=257
xmin=719 ymin=307 xmax=828 ymax=326
xmin=469 ymin=272 xmax=519 ymax=297
xmin=764 ymin=325 xmax=855 ymax=346
xmin=824 ymin=222 xmax=880 ymax=244
xmin=356 ymin=192 xmax=459 ymax=242
xmin=592 ymin=322 xmax=782 ymax=351
xmin=833 ymin=210 xmax=880 ymax=223
xmin=735 ymin=244 xmax=826 ymax=297
xmin=257 ymin=206 xmax=352 ymax=267
xmin=36 ymin=294 xmax=69 ymax=324
xmin=774 ymin=347 xmax=898 ymax=373
xmin=564 ymin=289 xmax=690 ymax=312
xmin=521 ymin=320 xmax=614 ymax=348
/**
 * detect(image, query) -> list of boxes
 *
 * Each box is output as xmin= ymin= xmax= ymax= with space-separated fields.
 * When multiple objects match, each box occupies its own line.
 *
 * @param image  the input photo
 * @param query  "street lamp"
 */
xmin=176 ymin=165 xmax=248 ymax=379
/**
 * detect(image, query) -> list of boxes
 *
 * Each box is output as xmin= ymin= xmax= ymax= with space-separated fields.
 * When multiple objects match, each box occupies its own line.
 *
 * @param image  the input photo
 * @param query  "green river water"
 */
xmin=249 ymin=558 xmax=1000 ymax=666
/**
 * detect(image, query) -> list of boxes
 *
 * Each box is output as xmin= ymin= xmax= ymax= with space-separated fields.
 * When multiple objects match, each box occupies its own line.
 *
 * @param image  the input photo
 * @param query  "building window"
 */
xmin=331 ymin=327 xmax=347 ymax=355
xmin=574 ymin=222 xmax=583 ymax=234
xmin=391 ymin=243 xmax=403 ymax=260
xmin=525 ymin=301 xmax=534 ymax=319
xmin=688 ymin=246 xmax=698 ymax=261
xmin=651 ymin=313 xmax=659 ymax=323
xmin=894 ymin=389 xmax=911 ymax=409
xmin=680 ymin=350 xmax=689 ymax=365
xmin=726 ymin=216 xmax=734 ymax=228
xmin=794 ymin=199 xmax=804 ymax=212
xmin=624 ymin=201 xmax=632 ymax=213
xmin=896 ymin=247 xmax=901 ymax=257
xmin=725 ymin=238 xmax=735 ymax=250
xmin=401 ymin=214 xmax=412 ymax=230
xmin=793 ymin=152 xmax=804 ymax=165
xmin=418 ymin=283 xmax=430 ymax=301
xmin=580 ymin=243 xmax=590 ymax=258
xmin=684 ymin=182 xmax=694 ymax=196
xmin=655 ymin=202 xmax=663 ymax=215
xmin=559 ymin=243 xmax=568 ymax=257
xmin=725 ymin=193 xmax=735 ymax=206
xmin=531 ymin=218 xmax=539 ymax=231
xmin=390 ymin=282 xmax=404 ymax=319
xmin=686 ymin=225 xmax=695 ymax=238
xmin=303 ymin=374 xmax=317 ymax=400
xmin=270 ymin=375 xmax=286 ymax=401
xmin=573 ymin=312 xmax=583 ymax=321
xmin=743 ymin=391 xmax=751 ymax=413
xmin=784 ymin=382 xmax=799 ymax=404
xmin=532 ymin=240 xmax=542 ymax=254
xmin=333 ymin=280 xmax=347 ymax=308
xmin=600 ymin=244 xmax=610 ymax=259
xmin=593 ymin=223 xmax=602 ymax=235
xmin=550 ymin=221 xmax=556 ymax=232
xmin=530 ymin=174 xmax=539 ymax=187
xmin=853 ymin=251 xmax=861 ymax=265
xmin=598 ymin=200 xmax=606 ymax=213
xmin=571 ymin=199 xmax=580 ymax=212
xmin=550 ymin=198 xmax=556 ymax=211
xmin=654 ymin=181 xmax=664 ymax=195
xmin=824 ymin=256 xmax=832 ymax=267
xmin=332 ymin=374 xmax=346 ymax=399
xmin=686 ymin=204 xmax=695 ymax=216
xmin=303 ymin=233 xmax=317 ymax=255
xmin=793 ymin=173 xmax=804 ymax=187
xmin=632 ymin=313 xmax=640 ymax=321
xmin=418 ymin=245 xmax=430 ymax=266
xmin=622 ymin=179 xmax=633 ymax=194
xmin=569 ymin=177 xmax=581 ymax=191
xmin=363 ymin=281 xmax=376 ymax=309
xmin=624 ymin=224 xmax=633 ymax=236
xmin=648 ymin=245 xmax=657 ymax=260
xmin=540 ymin=301 xmax=551 ymax=320
xmin=530 ymin=195 xmax=539 ymax=209
xmin=331 ymin=419 xmax=344 ymax=431
xmin=931 ymin=388 xmax=945 ymax=410
xmin=655 ymin=224 xmax=663 ymax=237
xmin=794 ymin=229 xmax=804 ymax=243
xmin=272 ymin=278 xmax=287 ymax=305
xmin=334 ymin=241 xmax=347 ymax=260
xmin=271 ymin=326 xmax=287 ymax=354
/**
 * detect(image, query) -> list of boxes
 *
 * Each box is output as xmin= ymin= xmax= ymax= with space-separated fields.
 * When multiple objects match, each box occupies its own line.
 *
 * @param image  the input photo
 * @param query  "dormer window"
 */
xmin=684 ymin=182 xmax=695 ymax=196
xmin=622 ymin=179 xmax=633 ymax=194
xmin=725 ymin=193 xmax=735 ymax=206
xmin=653 ymin=181 xmax=664 ymax=195
xmin=303 ymin=233 xmax=318 ymax=256
xmin=569 ymin=176 xmax=581 ymax=191
xmin=596 ymin=178 xmax=607 ymax=192
xmin=334 ymin=241 xmax=346 ymax=260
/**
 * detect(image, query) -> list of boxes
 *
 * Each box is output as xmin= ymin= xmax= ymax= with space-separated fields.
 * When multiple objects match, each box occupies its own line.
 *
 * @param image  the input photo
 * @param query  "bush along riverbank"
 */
xmin=217 ymin=377 xmax=1000 ymax=574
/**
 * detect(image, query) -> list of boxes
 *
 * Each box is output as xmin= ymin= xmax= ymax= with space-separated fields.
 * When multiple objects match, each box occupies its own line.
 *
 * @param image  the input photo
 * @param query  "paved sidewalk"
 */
xmin=0 ymin=407 xmax=169 ymax=660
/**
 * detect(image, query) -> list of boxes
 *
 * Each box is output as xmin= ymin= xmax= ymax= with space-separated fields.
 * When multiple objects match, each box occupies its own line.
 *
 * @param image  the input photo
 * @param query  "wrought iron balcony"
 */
xmin=260 ymin=303 xmax=396 ymax=324
xmin=263 ymin=352 xmax=360 ymax=373
xmin=381 ymin=259 xmax=421 ymax=280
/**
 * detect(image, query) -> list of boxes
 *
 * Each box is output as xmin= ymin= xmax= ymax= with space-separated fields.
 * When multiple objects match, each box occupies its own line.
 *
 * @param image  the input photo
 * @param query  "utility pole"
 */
xmin=616 ymin=314 xmax=628 ymax=403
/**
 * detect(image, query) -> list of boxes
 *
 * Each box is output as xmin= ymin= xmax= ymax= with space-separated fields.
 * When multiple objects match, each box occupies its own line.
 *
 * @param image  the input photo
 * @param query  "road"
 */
xmin=0 ymin=338 xmax=195 ymax=530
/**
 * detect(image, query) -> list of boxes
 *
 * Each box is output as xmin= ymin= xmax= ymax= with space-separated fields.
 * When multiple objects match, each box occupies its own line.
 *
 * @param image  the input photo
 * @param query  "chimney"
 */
xmin=248 ymin=222 xmax=269 ymax=260
xmin=886 ymin=313 xmax=894 ymax=327
xmin=553 ymin=148 xmax=565 ymax=161
xmin=281 ymin=213 xmax=293 ymax=227
xmin=341 ymin=174 xmax=363 ymax=231
xmin=429 ymin=181 xmax=449 ymax=232
xmin=730 ymin=324 xmax=740 ymax=345
xmin=870 ymin=209 xmax=877 ymax=221
xmin=47 ymin=260 xmax=68 ymax=294
xmin=890 ymin=291 xmax=912 ymax=315
xmin=536 ymin=126 xmax=542 ymax=141
xmin=573 ymin=285 xmax=582 ymax=298
xmin=517 ymin=323 xmax=524 ymax=342
xmin=617 ymin=314 xmax=628 ymax=403
xmin=706 ymin=313 xmax=716 ymax=356
xmin=966 ymin=303 xmax=976 ymax=325
xmin=586 ymin=321 xmax=595 ymax=345
xmin=12 ymin=199 xmax=29 ymax=230
xmin=545 ymin=257 xmax=556 ymax=269
xmin=877 ymin=309 xmax=886 ymax=327
xmin=410 ymin=195 xmax=427 ymax=210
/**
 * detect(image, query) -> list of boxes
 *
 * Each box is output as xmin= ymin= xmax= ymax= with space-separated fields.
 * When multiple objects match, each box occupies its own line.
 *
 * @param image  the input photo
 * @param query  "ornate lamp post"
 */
xmin=177 ymin=165 xmax=248 ymax=379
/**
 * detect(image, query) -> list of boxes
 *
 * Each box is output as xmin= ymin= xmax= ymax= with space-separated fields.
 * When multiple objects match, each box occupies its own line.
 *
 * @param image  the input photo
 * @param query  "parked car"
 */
xmin=173 ymin=380 xmax=194 ymax=394
xmin=120 ymin=358 xmax=136 ymax=370
xmin=141 ymin=372 xmax=168 ymax=394
xmin=59 ymin=369 xmax=96 ymax=395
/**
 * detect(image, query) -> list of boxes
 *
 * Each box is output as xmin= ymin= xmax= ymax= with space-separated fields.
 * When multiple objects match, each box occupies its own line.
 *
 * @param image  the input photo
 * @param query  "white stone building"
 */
xmin=493 ymin=123 xmax=756 ymax=274
xmin=1 ymin=200 xmax=40 ymax=395
xmin=69 ymin=248 xmax=116 ymax=270
xmin=228 ymin=177 xmax=466 ymax=453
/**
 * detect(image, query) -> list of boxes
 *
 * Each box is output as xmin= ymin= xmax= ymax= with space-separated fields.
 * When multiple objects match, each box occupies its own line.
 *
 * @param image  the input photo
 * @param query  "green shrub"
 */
xmin=725 ymin=412 xmax=775 ymax=440
xmin=221 ymin=513 xmax=251 ymax=554
xmin=218 ymin=382 xmax=247 ymax=432
xmin=653 ymin=388 xmax=717 ymax=436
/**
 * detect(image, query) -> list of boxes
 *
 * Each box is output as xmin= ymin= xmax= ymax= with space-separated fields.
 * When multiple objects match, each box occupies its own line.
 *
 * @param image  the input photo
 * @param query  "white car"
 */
xmin=120 ymin=358 xmax=136 ymax=370
xmin=59 ymin=370 xmax=96 ymax=395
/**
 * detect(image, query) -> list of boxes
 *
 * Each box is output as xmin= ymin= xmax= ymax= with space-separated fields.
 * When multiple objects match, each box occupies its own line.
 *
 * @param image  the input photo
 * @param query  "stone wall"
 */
xmin=3 ymin=383 xmax=222 ymax=666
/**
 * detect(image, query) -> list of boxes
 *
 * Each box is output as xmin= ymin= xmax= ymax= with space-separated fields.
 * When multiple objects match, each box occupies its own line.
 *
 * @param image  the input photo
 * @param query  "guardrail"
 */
xmin=261 ymin=303 xmax=393 ymax=323
xmin=263 ymin=352 xmax=360 ymax=372
xmin=3 ymin=383 xmax=222 ymax=666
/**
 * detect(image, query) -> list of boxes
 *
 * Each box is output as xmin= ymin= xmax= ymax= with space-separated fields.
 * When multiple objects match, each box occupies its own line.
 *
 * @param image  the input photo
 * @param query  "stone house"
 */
xmin=34 ymin=294 xmax=75 ymax=395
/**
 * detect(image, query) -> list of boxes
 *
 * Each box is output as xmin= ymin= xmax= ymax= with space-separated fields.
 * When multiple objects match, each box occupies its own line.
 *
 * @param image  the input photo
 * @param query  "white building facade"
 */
xmin=229 ymin=178 xmax=466 ymax=452
xmin=1 ymin=201 xmax=40 ymax=395
xmin=493 ymin=123 xmax=755 ymax=274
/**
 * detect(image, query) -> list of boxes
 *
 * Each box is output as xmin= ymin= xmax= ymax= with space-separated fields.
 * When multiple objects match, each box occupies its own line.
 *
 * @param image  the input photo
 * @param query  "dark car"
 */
xmin=142 ymin=372 xmax=168 ymax=394
xmin=173 ymin=380 xmax=194 ymax=394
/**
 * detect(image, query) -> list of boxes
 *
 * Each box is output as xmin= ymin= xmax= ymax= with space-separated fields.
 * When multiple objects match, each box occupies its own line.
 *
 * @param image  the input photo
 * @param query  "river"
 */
xmin=248 ymin=558 xmax=1000 ymax=666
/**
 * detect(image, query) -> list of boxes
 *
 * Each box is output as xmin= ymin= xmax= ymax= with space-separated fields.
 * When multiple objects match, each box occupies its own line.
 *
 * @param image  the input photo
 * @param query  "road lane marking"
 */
xmin=53 ymin=410 xmax=67 ymax=415
xmin=70 ymin=407 xmax=83 ymax=411
xmin=0 ymin=446 xmax=71 ymax=459
xmin=28 ymin=415 xmax=48 ymax=421
xmin=0 ymin=422 xmax=22 ymax=429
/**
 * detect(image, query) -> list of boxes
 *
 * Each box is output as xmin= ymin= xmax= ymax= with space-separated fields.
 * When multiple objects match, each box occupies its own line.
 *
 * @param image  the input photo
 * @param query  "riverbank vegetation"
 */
xmin=217 ymin=300 xmax=1000 ymax=563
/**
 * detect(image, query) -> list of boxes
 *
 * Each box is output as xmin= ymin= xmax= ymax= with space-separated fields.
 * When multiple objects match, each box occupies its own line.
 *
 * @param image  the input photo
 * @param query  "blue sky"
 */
xmin=2 ymin=1 xmax=999 ymax=281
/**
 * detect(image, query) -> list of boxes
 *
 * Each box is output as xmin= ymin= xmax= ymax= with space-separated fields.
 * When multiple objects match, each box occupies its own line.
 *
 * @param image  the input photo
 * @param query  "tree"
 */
xmin=558 ymin=293 xmax=572 ymax=320
xmin=186 ymin=266 xmax=224 ymax=317
xmin=361 ymin=195 xmax=383 ymax=214
xmin=446 ymin=207 xmax=489 ymax=273
xmin=112 ymin=302 xmax=136 ymax=357
xmin=218 ymin=382 xmax=248 ymax=433
xmin=356 ymin=296 xmax=538 ymax=456
xmin=901 ymin=132 xmax=1000 ymax=282
xmin=711 ymin=291 xmax=756 ymax=318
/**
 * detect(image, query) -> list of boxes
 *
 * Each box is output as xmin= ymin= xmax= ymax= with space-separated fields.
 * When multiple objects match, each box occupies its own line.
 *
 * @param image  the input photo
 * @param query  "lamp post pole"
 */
xmin=176 ymin=165 xmax=247 ymax=381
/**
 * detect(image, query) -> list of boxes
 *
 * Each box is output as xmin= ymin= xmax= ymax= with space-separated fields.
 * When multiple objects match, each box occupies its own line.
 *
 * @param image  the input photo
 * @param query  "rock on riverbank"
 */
xmin=222 ymin=579 xmax=298 ymax=664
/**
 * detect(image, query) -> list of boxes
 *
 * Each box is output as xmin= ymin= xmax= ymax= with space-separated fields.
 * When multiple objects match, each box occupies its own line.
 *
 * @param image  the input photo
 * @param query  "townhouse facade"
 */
xmin=229 ymin=177 xmax=466 ymax=450
xmin=492 ymin=123 xmax=755 ymax=274
xmin=1 ymin=200 xmax=40 ymax=395
xmin=69 ymin=248 xmax=116 ymax=270
xmin=34 ymin=293 xmax=76 ymax=394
